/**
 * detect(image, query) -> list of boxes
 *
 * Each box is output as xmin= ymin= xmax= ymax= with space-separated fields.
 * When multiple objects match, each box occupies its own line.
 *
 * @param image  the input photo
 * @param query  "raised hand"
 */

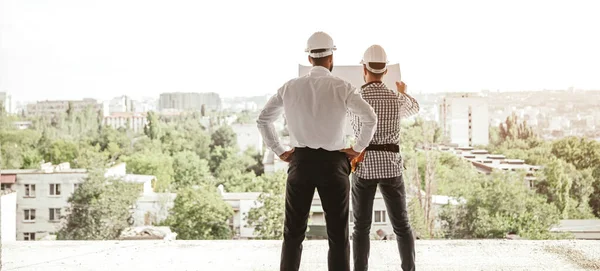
xmin=396 ymin=81 xmax=407 ymax=94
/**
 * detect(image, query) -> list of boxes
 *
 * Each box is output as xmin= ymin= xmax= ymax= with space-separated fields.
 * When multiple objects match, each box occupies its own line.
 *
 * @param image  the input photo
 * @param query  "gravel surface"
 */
xmin=3 ymin=240 xmax=600 ymax=270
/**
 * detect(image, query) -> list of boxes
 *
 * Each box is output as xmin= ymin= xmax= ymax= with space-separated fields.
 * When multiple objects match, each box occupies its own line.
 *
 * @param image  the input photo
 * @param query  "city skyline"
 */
xmin=1 ymin=0 xmax=599 ymax=103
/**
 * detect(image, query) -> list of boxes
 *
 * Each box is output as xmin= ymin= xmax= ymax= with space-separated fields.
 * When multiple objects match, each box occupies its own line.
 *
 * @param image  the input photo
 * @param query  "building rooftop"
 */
xmin=3 ymin=240 xmax=600 ymax=270
xmin=123 ymin=174 xmax=156 ymax=183
xmin=551 ymin=220 xmax=600 ymax=233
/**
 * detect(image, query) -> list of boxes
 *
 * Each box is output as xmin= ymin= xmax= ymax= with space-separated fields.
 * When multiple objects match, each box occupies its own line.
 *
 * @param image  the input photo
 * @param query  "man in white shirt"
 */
xmin=257 ymin=32 xmax=377 ymax=271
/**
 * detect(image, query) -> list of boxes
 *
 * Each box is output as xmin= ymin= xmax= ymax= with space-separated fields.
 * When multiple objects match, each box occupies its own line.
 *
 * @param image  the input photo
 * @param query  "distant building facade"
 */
xmin=436 ymin=145 xmax=541 ymax=189
xmin=1 ymin=92 xmax=13 ymax=113
xmin=106 ymin=96 xmax=155 ymax=115
xmin=104 ymin=112 xmax=148 ymax=133
xmin=158 ymin=92 xmax=222 ymax=112
xmin=1 ymin=162 xmax=156 ymax=241
xmin=108 ymin=95 xmax=135 ymax=114
xmin=26 ymin=99 xmax=102 ymax=116
xmin=438 ymin=93 xmax=489 ymax=147
xmin=231 ymin=123 xmax=263 ymax=153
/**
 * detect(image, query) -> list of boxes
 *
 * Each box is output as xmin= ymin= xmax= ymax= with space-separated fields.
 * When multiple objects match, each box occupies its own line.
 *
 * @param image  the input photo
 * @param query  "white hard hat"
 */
xmin=361 ymin=45 xmax=388 ymax=73
xmin=305 ymin=31 xmax=337 ymax=58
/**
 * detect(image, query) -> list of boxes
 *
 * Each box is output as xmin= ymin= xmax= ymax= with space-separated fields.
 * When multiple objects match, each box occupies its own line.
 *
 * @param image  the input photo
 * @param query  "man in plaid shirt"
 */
xmin=349 ymin=45 xmax=420 ymax=271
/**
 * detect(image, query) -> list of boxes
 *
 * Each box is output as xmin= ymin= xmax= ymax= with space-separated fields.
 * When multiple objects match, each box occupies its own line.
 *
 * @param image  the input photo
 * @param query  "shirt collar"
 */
xmin=361 ymin=81 xmax=385 ymax=89
xmin=309 ymin=66 xmax=332 ymax=76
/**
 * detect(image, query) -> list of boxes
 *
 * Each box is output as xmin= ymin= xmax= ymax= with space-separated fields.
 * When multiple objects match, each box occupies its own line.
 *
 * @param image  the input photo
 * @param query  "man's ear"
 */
xmin=384 ymin=69 xmax=388 ymax=76
xmin=363 ymin=65 xmax=368 ymax=76
xmin=308 ymin=56 xmax=313 ymax=65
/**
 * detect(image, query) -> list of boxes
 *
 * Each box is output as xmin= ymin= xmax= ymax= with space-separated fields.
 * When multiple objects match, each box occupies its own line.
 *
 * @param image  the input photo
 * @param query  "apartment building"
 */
xmin=1 ymin=91 xmax=13 ymax=113
xmin=438 ymin=93 xmax=489 ymax=147
xmin=103 ymin=112 xmax=148 ymax=133
xmin=26 ymin=99 xmax=102 ymax=116
xmin=1 ymin=162 xmax=156 ymax=241
xmin=158 ymin=92 xmax=222 ymax=112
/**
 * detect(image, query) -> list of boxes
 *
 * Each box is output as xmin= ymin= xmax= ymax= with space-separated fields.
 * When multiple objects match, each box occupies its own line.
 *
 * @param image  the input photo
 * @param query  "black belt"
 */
xmin=365 ymin=144 xmax=400 ymax=153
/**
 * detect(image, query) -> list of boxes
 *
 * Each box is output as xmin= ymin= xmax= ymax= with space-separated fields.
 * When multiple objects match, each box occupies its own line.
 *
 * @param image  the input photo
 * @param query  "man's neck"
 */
xmin=364 ymin=74 xmax=383 ymax=84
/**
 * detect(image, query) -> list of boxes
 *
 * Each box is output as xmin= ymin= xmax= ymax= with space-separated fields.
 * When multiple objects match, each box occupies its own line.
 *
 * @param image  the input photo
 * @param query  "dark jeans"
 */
xmin=280 ymin=148 xmax=351 ymax=271
xmin=352 ymin=175 xmax=415 ymax=271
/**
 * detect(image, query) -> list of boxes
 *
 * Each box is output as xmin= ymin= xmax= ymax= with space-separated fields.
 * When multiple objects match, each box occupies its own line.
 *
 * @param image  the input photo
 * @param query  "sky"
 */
xmin=1 ymin=0 xmax=599 ymax=102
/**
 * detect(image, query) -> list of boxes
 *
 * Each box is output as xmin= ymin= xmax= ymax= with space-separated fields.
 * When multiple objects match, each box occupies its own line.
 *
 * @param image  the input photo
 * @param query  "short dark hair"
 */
xmin=366 ymin=62 xmax=386 ymax=80
xmin=309 ymin=49 xmax=331 ymax=66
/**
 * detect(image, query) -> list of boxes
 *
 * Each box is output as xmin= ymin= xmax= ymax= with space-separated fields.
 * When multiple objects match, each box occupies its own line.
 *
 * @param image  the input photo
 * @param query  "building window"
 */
xmin=73 ymin=183 xmax=80 ymax=192
xmin=49 ymin=184 xmax=61 ymax=196
xmin=23 ymin=232 xmax=36 ymax=241
xmin=374 ymin=210 xmax=387 ymax=223
xmin=49 ymin=208 xmax=61 ymax=222
xmin=529 ymin=180 xmax=535 ymax=189
xmin=24 ymin=209 xmax=36 ymax=222
xmin=1 ymin=183 xmax=12 ymax=191
xmin=24 ymin=184 xmax=36 ymax=197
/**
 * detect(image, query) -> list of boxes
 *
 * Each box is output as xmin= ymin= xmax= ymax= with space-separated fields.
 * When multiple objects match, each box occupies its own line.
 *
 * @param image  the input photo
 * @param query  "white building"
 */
xmin=437 ymin=145 xmax=541 ymax=189
xmin=1 ymin=162 xmax=156 ymax=241
xmin=103 ymin=112 xmax=148 ymax=133
xmin=1 ymin=191 xmax=17 ymax=242
xmin=106 ymin=95 xmax=154 ymax=115
xmin=159 ymin=92 xmax=222 ymax=112
xmin=133 ymin=193 xmax=176 ymax=227
xmin=1 ymin=92 xmax=13 ymax=114
xmin=12 ymin=121 xmax=33 ymax=130
xmin=26 ymin=99 xmax=103 ymax=116
xmin=108 ymin=95 xmax=135 ymax=114
xmin=221 ymin=191 xmax=262 ymax=239
xmin=438 ymin=93 xmax=489 ymax=147
xmin=231 ymin=123 xmax=263 ymax=153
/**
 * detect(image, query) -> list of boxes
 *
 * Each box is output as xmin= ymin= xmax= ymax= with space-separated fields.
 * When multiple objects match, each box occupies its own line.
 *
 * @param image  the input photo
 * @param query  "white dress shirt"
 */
xmin=257 ymin=66 xmax=377 ymax=156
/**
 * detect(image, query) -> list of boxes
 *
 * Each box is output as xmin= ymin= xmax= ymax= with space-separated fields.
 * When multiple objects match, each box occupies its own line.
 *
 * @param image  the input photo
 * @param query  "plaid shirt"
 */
xmin=350 ymin=82 xmax=420 ymax=179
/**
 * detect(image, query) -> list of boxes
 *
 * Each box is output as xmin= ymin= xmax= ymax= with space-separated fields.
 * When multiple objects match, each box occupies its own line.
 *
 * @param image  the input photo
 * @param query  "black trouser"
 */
xmin=352 ymin=175 xmax=415 ymax=271
xmin=280 ymin=148 xmax=351 ymax=271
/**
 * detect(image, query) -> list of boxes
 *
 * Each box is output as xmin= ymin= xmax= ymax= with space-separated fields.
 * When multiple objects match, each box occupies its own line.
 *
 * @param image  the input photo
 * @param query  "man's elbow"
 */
xmin=366 ymin=110 xmax=377 ymax=124
xmin=256 ymin=117 xmax=268 ymax=128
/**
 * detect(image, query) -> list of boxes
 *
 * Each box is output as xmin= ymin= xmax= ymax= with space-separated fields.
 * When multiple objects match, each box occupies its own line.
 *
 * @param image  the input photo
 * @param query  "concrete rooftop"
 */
xmin=3 ymin=240 xmax=600 ymax=271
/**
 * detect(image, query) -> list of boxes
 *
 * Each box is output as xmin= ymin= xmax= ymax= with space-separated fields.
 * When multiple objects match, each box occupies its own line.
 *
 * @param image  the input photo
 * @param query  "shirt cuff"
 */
xmin=352 ymin=143 xmax=366 ymax=153
xmin=273 ymin=145 xmax=287 ymax=157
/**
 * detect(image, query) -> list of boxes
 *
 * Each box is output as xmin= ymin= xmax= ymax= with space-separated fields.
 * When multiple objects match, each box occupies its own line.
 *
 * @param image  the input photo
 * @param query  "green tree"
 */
xmin=551 ymin=137 xmax=600 ymax=170
xmin=210 ymin=125 xmax=237 ymax=150
xmin=123 ymin=151 xmax=174 ymax=192
xmin=209 ymin=146 xmax=237 ymax=173
xmin=440 ymin=172 xmax=561 ymax=239
xmin=163 ymin=187 xmax=233 ymax=240
xmin=498 ymin=112 xmax=535 ymax=142
xmin=244 ymin=147 xmax=264 ymax=176
xmin=44 ymin=140 xmax=80 ymax=165
xmin=144 ymin=111 xmax=161 ymax=140
xmin=74 ymin=144 xmax=109 ymax=169
xmin=58 ymin=169 xmax=140 ymax=240
xmin=172 ymin=151 xmax=213 ymax=189
xmin=246 ymin=171 xmax=287 ymax=239
xmin=536 ymin=159 xmax=574 ymax=219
